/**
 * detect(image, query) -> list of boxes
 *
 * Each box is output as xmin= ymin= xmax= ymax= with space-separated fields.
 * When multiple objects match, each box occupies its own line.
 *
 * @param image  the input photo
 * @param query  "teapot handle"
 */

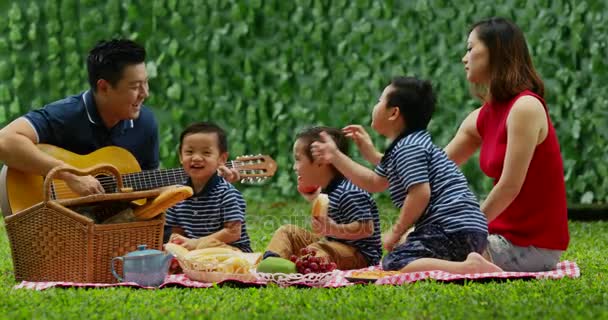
xmin=111 ymin=257 xmax=124 ymax=282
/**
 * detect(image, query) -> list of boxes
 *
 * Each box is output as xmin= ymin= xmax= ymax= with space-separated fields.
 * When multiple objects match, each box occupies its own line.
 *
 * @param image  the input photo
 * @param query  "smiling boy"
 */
xmin=166 ymin=122 xmax=252 ymax=252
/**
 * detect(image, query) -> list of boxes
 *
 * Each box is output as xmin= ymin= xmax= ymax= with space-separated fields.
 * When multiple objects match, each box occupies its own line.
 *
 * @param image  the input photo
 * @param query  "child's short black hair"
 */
xmin=387 ymin=76 xmax=436 ymax=132
xmin=295 ymin=126 xmax=349 ymax=162
xmin=179 ymin=122 xmax=228 ymax=153
xmin=87 ymin=39 xmax=146 ymax=91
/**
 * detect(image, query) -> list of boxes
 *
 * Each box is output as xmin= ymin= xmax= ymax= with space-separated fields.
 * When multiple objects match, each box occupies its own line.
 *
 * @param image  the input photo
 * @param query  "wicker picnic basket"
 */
xmin=5 ymin=164 xmax=172 ymax=283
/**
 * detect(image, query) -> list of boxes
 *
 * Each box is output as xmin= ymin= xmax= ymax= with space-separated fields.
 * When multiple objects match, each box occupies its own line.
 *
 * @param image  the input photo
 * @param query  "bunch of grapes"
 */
xmin=289 ymin=247 xmax=337 ymax=274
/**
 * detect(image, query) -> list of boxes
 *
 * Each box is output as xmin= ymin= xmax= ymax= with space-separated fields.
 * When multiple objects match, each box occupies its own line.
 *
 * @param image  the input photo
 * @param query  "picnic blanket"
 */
xmin=14 ymin=260 xmax=580 ymax=291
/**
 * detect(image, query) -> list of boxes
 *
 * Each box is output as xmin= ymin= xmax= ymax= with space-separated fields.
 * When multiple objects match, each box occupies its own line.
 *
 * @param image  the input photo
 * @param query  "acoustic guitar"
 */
xmin=0 ymin=144 xmax=277 ymax=216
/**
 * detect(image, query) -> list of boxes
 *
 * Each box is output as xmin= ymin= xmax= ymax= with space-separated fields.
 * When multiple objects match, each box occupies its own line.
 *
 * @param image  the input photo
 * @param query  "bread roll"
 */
xmin=311 ymin=193 xmax=329 ymax=218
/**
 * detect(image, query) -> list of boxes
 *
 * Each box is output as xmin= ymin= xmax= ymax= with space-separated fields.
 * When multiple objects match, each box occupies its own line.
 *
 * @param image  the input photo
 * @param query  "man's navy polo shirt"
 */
xmin=23 ymin=90 xmax=159 ymax=170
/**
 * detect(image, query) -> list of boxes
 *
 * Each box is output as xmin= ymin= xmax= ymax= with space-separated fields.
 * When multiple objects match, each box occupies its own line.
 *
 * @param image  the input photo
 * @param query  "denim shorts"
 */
xmin=382 ymin=224 xmax=487 ymax=271
xmin=486 ymin=234 xmax=563 ymax=272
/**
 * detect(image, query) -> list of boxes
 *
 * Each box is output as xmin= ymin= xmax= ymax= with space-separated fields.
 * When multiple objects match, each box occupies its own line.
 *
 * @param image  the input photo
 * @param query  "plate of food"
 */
xmin=165 ymin=244 xmax=262 ymax=283
xmin=345 ymin=270 xmax=402 ymax=283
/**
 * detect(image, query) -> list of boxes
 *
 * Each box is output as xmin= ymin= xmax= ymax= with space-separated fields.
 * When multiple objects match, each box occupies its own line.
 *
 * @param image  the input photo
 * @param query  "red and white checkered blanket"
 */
xmin=14 ymin=260 xmax=579 ymax=291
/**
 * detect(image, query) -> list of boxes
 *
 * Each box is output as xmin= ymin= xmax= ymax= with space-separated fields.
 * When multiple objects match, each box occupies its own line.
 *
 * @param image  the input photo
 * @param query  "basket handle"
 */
xmin=43 ymin=164 xmax=124 ymax=203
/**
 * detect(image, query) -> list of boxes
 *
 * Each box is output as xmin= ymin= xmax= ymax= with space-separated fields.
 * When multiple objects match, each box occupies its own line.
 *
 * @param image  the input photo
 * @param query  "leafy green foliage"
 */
xmin=1 ymin=199 xmax=607 ymax=319
xmin=0 ymin=0 xmax=606 ymax=204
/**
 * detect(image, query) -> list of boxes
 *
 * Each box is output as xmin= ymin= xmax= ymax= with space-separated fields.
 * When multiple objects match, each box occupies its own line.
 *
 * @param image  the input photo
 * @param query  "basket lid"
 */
xmin=125 ymin=244 xmax=163 ymax=257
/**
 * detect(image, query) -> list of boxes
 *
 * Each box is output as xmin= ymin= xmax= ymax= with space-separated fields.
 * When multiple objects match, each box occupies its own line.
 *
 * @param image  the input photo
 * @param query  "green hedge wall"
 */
xmin=1 ymin=0 xmax=606 ymax=205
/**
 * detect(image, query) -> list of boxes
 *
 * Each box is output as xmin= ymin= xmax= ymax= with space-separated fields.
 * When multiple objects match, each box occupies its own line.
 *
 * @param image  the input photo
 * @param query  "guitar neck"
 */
xmin=122 ymin=168 xmax=188 ymax=191
xmin=120 ymin=162 xmax=237 ymax=191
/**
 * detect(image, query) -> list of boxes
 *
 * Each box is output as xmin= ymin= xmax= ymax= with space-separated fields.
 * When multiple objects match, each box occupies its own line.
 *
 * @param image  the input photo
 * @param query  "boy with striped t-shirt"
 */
xmin=263 ymin=127 xmax=382 ymax=270
xmin=166 ymin=122 xmax=252 ymax=252
xmin=311 ymin=77 xmax=502 ymax=273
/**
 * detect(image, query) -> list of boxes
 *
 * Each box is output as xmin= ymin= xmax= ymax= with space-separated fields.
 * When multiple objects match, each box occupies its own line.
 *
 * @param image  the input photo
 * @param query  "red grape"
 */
xmin=293 ymin=247 xmax=338 ymax=274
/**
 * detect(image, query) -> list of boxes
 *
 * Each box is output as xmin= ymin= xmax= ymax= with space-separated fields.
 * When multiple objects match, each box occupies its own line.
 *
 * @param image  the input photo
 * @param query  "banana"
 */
xmin=165 ymin=243 xmax=189 ymax=259
xmin=179 ymin=247 xmax=256 ymax=274
xmin=219 ymin=256 xmax=251 ymax=274
xmin=184 ymin=247 xmax=238 ymax=260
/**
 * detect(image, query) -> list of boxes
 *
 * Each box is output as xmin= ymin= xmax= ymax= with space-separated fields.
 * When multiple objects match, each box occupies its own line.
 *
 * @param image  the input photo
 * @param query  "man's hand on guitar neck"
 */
xmin=217 ymin=165 xmax=241 ymax=184
xmin=56 ymin=170 xmax=106 ymax=196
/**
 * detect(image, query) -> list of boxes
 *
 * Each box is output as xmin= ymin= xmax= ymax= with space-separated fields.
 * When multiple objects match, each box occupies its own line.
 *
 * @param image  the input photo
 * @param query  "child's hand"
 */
xmin=311 ymin=215 xmax=335 ymax=236
xmin=343 ymin=125 xmax=374 ymax=152
xmin=343 ymin=125 xmax=382 ymax=165
xmin=169 ymin=234 xmax=199 ymax=250
xmin=383 ymin=231 xmax=401 ymax=252
xmin=218 ymin=165 xmax=240 ymax=183
xmin=310 ymin=131 xmax=339 ymax=164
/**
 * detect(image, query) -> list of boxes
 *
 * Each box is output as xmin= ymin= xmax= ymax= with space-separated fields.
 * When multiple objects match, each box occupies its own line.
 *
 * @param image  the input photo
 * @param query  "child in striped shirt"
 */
xmin=165 ymin=122 xmax=252 ymax=252
xmin=263 ymin=127 xmax=382 ymax=270
xmin=311 ymin=77 xmax=502 ymax=273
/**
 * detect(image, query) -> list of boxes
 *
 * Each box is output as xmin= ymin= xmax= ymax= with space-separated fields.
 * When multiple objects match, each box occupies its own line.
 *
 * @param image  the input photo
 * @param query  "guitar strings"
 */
xmin=48 ymin=159 xmax=269 ymax=198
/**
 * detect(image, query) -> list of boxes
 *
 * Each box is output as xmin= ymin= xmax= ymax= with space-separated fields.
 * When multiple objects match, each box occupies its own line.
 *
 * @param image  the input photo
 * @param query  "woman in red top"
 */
xmin=445 ymin=17 xmax=569 ymax=272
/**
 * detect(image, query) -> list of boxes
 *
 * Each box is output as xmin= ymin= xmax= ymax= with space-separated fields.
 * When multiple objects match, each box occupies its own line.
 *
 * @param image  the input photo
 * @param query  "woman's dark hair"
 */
xmin=87 ymin=39 xmax=146 ymax=90
xmin=471 ymin=17 xmax=544 ymax=101
xmin=386 ymin=76 xmax=436 ymax=133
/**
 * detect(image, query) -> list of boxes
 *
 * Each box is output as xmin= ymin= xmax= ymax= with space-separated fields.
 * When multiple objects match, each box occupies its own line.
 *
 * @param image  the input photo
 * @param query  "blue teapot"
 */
xmin=111 ymin=244 xmax=173 ymax=287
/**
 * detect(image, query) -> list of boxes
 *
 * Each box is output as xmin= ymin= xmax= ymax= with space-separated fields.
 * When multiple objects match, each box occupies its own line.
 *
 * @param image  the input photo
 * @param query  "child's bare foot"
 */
xmin=464 ymin=252 xmax=503 ymax=273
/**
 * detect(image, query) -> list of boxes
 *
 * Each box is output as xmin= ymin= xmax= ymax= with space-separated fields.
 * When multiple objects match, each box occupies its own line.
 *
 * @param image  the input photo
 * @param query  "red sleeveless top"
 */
xmin=477 ymin=90 xmax=569 ymax=250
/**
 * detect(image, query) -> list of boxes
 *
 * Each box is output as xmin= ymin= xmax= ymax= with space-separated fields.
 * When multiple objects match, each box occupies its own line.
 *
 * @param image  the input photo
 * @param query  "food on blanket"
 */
xmin=169 ymin=247 xmax=261 ymax=277
xmin=219 ymin=256 xmax=251 ymax=274
xmin=311 ymin=193 xmax=329 ymax=218
xmin=180 ymin=247 xmax=255 ymax=274
xmin=294 ymin=248 xmax=337 ymax=274
xmin=256 ymin=257 xmax=297 ymax=274
xmin=165 ymin=243 xmax=189 ymax=259
xmin=241 ymin=252 xmax=263 ymax=266
xmin=349 ymin=270 xmax=401 ymax=279
xmin=184 ymin=247 xmax=238 ymax=261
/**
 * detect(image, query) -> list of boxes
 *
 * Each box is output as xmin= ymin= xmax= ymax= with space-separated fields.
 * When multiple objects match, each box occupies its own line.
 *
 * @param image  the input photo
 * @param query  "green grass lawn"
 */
xmin=1 ymin=199 xmax=607 ymax=319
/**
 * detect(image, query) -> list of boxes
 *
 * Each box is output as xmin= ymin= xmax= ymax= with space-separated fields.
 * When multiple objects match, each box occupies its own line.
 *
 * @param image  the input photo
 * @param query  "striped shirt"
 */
xmin=165 ymin=174 xmax=252 ymax=252
xmin=375 ymin=130 xmax=488 ymax=234
xmin=325 ymin=177 xmax=382 ymax=265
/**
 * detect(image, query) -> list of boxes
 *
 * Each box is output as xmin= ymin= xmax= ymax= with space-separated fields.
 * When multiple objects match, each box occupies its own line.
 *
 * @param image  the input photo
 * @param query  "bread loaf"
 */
xmin=311 ymin=193 xmax=329 ymax=218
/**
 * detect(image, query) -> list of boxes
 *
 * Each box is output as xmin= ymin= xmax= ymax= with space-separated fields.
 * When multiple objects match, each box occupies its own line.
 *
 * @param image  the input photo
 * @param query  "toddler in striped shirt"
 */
xmin=165 ymin=122 xmax=252 ymax=253
xmin=263 ymin=127 xmax=382 ymax=270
